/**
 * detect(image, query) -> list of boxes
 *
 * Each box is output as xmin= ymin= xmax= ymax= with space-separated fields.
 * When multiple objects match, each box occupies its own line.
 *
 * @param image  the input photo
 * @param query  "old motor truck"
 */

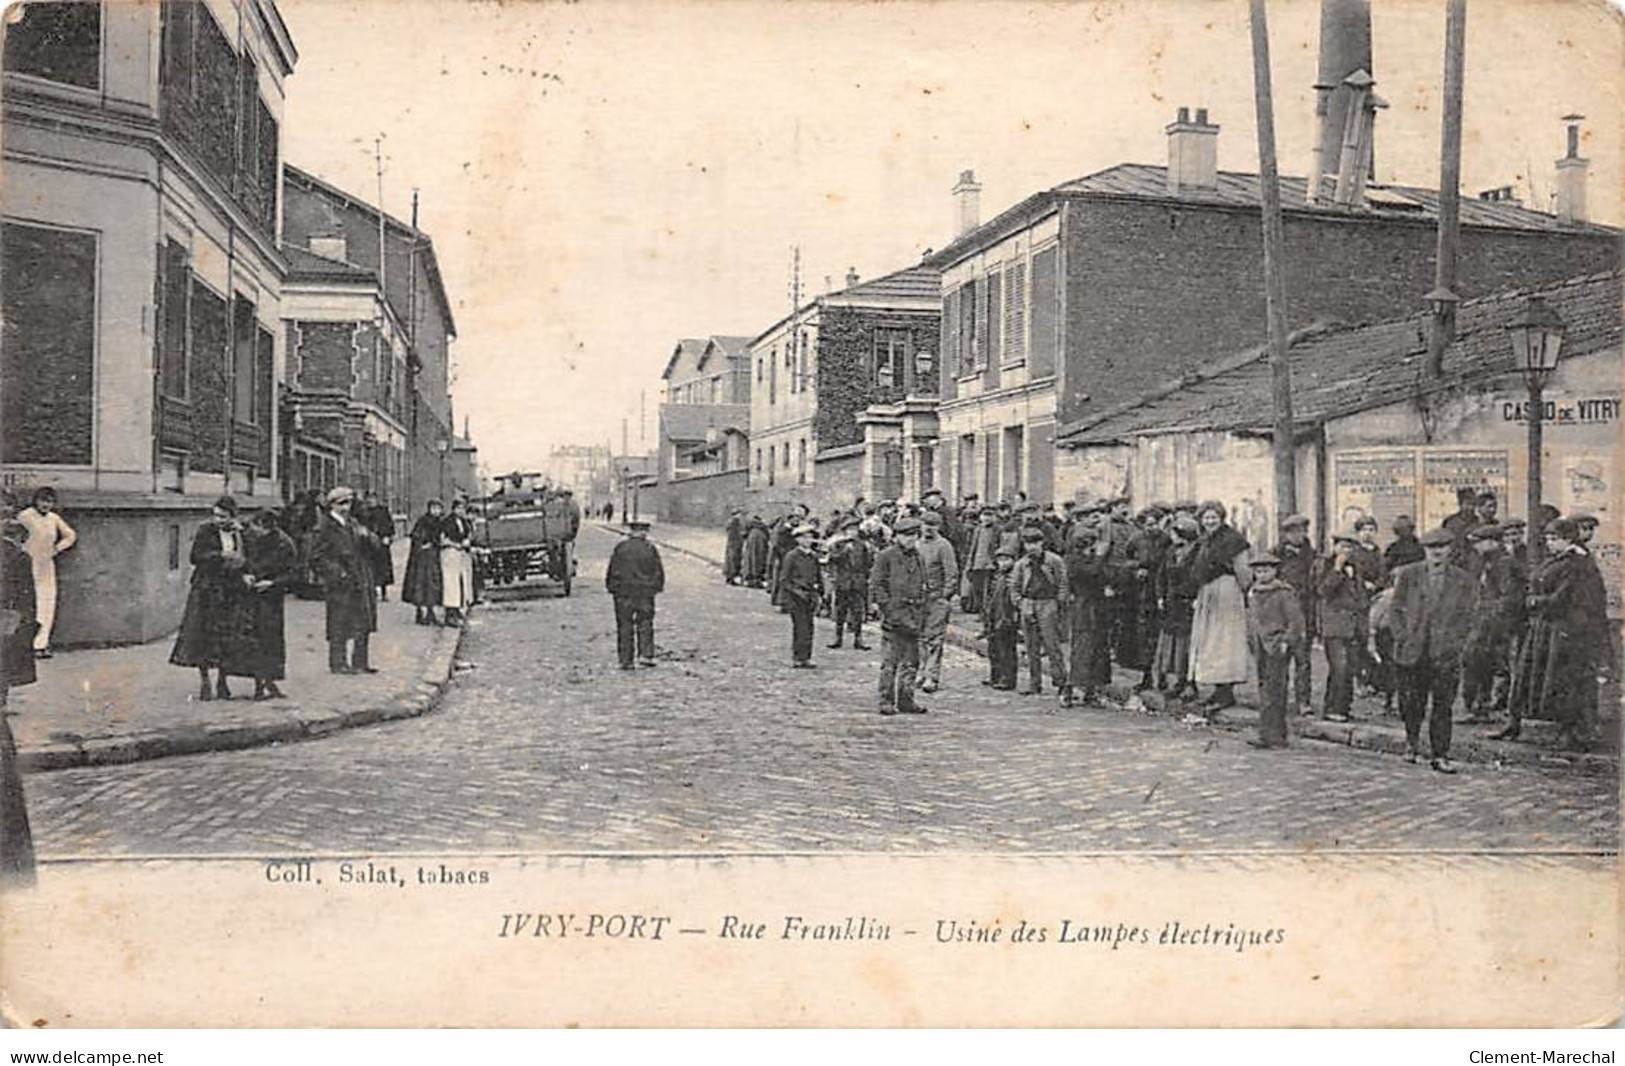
xmin=471 ymin=472 xmax=581 ymax=596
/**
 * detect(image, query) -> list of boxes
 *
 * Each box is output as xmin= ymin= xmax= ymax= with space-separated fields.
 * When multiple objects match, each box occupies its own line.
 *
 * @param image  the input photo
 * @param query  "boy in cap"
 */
xmin=605 ymin=518 xmax=665 ymax=669
xmin=1246 ymin=551 xmax=1305 ymax=748
xmin=778 ymin=523 xmax=823 ymax=668
xmin=826 ymin=517 xmax=874 ymax=650
xmin=982 ymin=545 xmax=1020 ymax=690
xmin=1315 ymin=531 xmax=1365 ymax=721
xmin=1385 ymin=527 xmax=1474 ymax=772
xmin=1275 ymin=514 xmax=1316 ymax=714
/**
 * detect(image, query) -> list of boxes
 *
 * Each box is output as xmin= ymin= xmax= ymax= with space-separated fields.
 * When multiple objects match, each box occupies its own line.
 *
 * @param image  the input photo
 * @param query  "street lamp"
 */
xmin=1506 ymin=295 xmax=1566 ymax=561
xmin=620 ymin=465 xmax=630 ymax=524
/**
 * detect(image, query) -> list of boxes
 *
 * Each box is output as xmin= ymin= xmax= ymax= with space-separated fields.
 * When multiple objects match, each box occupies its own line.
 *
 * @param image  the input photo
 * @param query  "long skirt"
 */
xmin=1509 ymin=617 xmax=1597 ymax=727
xmin=441 ymin=547 xmax=472 ymax=609
xmin=1154 ymin=627 xmax=1191 ymax=680
xmin=401 ymin=544 xmax=443 ymax=606
xmin=169 ymin=578 xmax=257 ymax=675
xmin=1188 ymin=575 xmax=1251 ymax=685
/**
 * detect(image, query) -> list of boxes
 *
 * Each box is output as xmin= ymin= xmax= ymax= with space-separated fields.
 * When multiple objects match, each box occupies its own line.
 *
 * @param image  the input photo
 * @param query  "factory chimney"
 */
xmin=1307 ymin=0 xmax=1380 ymax=206
xmin=1555 ymin=114 xmax=1589 ymax=225
xmin=952 ymin=170 xmax=982 ymax=238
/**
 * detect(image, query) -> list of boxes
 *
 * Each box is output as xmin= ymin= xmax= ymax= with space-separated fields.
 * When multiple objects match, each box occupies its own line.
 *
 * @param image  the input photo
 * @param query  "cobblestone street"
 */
xmin=24 ymin=527 xmax=1619 ymax=857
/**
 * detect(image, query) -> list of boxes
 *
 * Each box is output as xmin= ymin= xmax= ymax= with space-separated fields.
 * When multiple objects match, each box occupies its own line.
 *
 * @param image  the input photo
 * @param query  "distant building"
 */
xmin=657 ymin=335 xmax=752 ymax=482
xmin=747 ymin=264 xmax=940 ymax=507
xmin=281 ymin=164 xmax=460 ymax=519
xmin=1 ymin=0 xmax=297 ymax=644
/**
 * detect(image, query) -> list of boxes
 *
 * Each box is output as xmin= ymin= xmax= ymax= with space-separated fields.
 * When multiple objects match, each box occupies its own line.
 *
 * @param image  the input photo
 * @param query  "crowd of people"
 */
xmin=709 ymin=486 xmax=1613 ymax=769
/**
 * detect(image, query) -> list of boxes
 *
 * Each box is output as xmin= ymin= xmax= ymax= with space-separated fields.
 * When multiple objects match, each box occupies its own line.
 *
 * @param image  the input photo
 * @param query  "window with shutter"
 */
xmin=1005 ymin=261 xmax=1027 ymax=364
xmin=984 ymin=272 xmax=1003 ymax=381
xmin=1029 ymin=245 xmax=1058 ymax=379
xmin=961 ymin=279 xmax=979 ymax=375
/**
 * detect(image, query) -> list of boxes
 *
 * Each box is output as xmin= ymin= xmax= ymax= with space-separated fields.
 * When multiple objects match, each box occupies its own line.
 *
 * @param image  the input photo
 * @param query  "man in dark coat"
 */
xmin=1441 ymin=487 xmax=1484 ymax=570
xmin=1128 ymin=507 xmax=1172 ymax=692
xmin=0 ymin=505 xmax=37 ymax=887
xmin=826 ymin=519 xmax=873 ymax=650
xmin=169 ymin=495 xmax=255 ymax=698
xmin=722 ymin=507 xmax=745 ymax=585
xmin=359 ymin=492 xmax=396 ymax=601
xmin=870 ymin=515 xmax=928 ymax=715
xmin=1384 ymin=514 xmax=1425 ymax=571
xmin=1274 ymin=514 xmax=1316 ymax=714
xmin=308 ymin=487 xmax=378 ymax=674
xmin=1385 ymin=527 xmax=1475 ymax=773
xmin=605 ymin=517 xmax=665 ymax=669
xmin=1065 ymin=522 xmax=1112 ymax=706
xmin=1315 ymin=531 xmax=1366 ymax=721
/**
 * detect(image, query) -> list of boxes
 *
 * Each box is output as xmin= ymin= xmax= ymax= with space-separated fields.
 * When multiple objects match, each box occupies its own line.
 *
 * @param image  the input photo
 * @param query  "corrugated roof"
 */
xmin=660 ymin=402 xmax=749 ymax=442
xmin=1057 ymin=271 xmax=1623 ymax=446
xmin=929 ymin=162 xmax=1618 ymax=269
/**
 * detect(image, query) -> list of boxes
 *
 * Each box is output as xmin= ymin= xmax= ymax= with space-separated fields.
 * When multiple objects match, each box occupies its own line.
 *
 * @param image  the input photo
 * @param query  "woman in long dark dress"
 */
xmin=401 ymin=499 xmax=445 ymax=625
xmin=244 ymin=510 xmax=299 ymax=701
xmin=169 ymin=496 xmax=255 ymax=700
xmin=360 ymin=494 xmax=396 ymax=601
xmin=1506 ymin=518 xmax=1609 ymax=751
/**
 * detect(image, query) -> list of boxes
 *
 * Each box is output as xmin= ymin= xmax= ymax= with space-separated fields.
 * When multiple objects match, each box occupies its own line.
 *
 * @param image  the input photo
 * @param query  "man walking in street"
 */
xmin=915 ymin=510 xmax=959 ymax=693
xmin=826 ymin=518 xmax=873 ymax=650
xmin=778 ymin=523 xmax=822 ymax=668
xmin=1385 ymin=527 xmax=1475 ymax=773
xmin=1012 ymin=527 xmax=1070 ymax=705
xmin=870 ymin=515 xmax=928 ymax=715
xmin=605 ymin=517 xmax=664 ymax=669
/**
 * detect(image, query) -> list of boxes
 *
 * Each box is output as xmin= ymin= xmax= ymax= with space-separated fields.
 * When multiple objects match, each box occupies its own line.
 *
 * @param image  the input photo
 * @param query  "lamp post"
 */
xmin=620 ymin=465 xmax=630 ymax=524
xmin=1506 ymin=296 xmax=1566 ymax=562
xmin=437 ymin=438 xmax=450 ymax=500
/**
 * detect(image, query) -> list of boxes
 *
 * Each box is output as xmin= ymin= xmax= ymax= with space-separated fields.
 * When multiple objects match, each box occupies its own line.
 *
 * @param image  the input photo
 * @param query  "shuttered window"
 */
xmin=1004 ymin=261 xmax=1027 ymax=364
xmin=983 ymin=272 xmax=1002 ymax=385
xmin=941 ymin=287 xmax=960 ymax=398
xmin=1029 ymin=245 xmax=1058 ymax=380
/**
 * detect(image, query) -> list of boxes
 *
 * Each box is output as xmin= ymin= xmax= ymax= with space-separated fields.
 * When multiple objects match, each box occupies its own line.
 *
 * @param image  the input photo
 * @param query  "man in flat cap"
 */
xmin=308 ymin=486 xmax=379 ymax=674
xmin=1459 ymin=523 xmax=1523 ymax=722
xmin=605 ymin=517 xmax=664 ymax=669
xmin=777 ymin=522 xmax=823 ymax=668
xmin=870 ymin=515 xmax=928 ymax=714
xmin=826 ymin=517 xmax=874 ymax=650
xmin=915 ymin=509 xmax=959 ymax=692
xmin=1384 ymin=527 xmax=1474 ymax=772
xmin=1012 ymin=526 xmax=1070 ymax=706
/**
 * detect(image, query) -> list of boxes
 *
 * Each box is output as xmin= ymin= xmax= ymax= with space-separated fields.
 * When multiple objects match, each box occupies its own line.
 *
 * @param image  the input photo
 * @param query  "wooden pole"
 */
xmin=1249 ymin=0 xmax=1297 ymax=523
xmin=1427 ymin=0 xmax=1467 ymax=378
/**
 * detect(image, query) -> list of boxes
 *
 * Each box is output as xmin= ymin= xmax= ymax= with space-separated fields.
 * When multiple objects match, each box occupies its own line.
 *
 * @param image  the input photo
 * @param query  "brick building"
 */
xmin=926 ymin=115 xmax=1619 ymax=508
xmin=280 ymin=165 xmax=461 ymax=519
xmin=1 ymin=0 xmax=297 ymax=644
xmin=746 ymin=264 xmax=940 ymax=510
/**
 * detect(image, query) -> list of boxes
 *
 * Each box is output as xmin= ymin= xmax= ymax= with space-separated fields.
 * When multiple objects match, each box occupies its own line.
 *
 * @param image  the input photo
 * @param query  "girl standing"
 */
xmin=1187 ymin=500 xmax=1252 ymax=714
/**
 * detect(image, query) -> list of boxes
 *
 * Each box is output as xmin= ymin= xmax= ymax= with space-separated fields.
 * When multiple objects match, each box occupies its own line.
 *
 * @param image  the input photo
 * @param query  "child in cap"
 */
xmin=982 ymin=546 xmax=1020 ymax=690
xmin=1246 ymin=552 xmax=1305 ymax=749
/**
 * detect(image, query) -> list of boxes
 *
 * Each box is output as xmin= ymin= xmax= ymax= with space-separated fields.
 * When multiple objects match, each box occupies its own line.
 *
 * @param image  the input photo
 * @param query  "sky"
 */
xmin=277 ymin=0 xmax=1624 ymax=474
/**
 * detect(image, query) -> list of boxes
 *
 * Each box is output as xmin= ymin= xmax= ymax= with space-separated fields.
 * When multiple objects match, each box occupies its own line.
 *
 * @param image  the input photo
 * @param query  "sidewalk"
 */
xmin=627 ymin=521 xmax=1618 ymax=776
xmin=11 ymin=541 xmax=465 ymax=772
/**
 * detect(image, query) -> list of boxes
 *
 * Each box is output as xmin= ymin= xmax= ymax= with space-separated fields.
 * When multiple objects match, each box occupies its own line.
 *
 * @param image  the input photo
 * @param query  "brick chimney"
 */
xmin=1555 ymin=114 xmax=1589 ymax=225
xmin=308 ymin=231 xmax=347 ymax=261
xmin=1165 ymin=106 xmax=1219 ymax=194
xmin=952 ymin=169 xmax=982 ymax=237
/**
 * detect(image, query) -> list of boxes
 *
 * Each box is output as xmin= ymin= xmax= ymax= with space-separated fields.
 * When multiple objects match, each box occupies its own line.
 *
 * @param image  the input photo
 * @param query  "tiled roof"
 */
xmin=929 ymin=162 xmax=1618 ymax=269
xmin=700 ymin=335 xmax=754 ymax=370
xmin=1057 ymin=271 xmax=1623 ymax=446
xmin=283 ymin=244 xmax=376 ymax=283
xmin=826 ymin=264 xmax=941 ymax=304
xmin=660 ymin=402 xmax=749 ymax=442
xmin=661 ymin=338 xmax=710 ymax=381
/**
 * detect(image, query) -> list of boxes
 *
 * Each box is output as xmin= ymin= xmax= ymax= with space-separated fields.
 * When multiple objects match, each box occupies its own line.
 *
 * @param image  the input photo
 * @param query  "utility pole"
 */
xmin=1249 ymin=0 xmax=1297 ymax=523
xmin=1426 ymin=0 xmax=1467 ymax=379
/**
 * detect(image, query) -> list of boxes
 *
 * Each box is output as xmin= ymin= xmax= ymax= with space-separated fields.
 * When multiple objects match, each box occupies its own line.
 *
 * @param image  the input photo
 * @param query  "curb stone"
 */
xmin=18 ymin=621 xmax=467 ymax=773
xmin=637 ymin=523 xmax=1616 ymax=776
